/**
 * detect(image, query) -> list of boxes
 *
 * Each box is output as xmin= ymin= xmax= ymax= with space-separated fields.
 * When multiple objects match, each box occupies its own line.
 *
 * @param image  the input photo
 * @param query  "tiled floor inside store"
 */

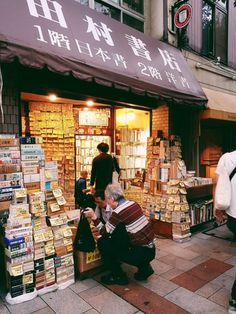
xmin=1 ymin=225 xmax=235 ymax=314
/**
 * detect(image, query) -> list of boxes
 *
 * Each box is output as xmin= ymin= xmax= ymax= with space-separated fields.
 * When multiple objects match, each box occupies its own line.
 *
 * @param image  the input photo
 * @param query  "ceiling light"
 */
xmin=48 ymin=94 xmax=57 ymax=101
xmin=86 ymin=100 xmax=94 ymax=107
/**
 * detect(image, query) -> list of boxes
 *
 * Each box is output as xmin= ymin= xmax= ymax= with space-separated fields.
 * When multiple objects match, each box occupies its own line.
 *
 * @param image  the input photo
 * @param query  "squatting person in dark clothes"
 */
xmin=85 ymin=184 xmax=155 ymax=285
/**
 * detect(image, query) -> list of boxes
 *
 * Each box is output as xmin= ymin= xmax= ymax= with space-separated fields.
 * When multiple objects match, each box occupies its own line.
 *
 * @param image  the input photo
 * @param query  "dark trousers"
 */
xmin=227 ymin=215 xmax=236 ymax=300
xmin=97 ymin=236 xmax=155 ymax=276
xmin=232 ymin=279 xmax=236 ymax=300
xmin=227 ymin=215 xmax=236 ymax=238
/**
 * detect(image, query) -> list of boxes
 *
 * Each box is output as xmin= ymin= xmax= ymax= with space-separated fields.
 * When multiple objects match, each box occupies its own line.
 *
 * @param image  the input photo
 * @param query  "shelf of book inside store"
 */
xmin=186 ymin=184 xmax=214 ymax=231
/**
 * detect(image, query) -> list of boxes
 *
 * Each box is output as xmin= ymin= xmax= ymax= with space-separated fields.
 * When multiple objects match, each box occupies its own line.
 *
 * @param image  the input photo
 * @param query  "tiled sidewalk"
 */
xmin=0 ymin=227 xmax=235 ymax=314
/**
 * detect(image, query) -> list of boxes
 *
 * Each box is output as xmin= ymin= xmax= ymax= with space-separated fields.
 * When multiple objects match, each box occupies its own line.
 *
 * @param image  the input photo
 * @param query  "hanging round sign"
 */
xmin=174 ymin=3 xmax=192 ymax=29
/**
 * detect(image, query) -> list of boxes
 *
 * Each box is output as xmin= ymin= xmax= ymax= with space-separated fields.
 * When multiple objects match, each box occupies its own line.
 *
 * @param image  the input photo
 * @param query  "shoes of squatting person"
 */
xmin=101 ymin=272 xmax=129 ymax=285
xmin=229 ymin=298 xmax=236 ymax=314
xmin=134 ymin=264 xmax=154 ymax=281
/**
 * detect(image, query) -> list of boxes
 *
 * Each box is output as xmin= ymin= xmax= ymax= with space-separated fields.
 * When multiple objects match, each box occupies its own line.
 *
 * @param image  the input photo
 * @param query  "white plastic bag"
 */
xmin=215 ymin=166 xmax=231 ymax=210
xmin=112 ymin=171 xmax=119 ymax=184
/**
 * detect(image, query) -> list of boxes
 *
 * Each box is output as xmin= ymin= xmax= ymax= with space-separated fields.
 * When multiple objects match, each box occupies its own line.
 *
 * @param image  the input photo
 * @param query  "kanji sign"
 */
xmin=0 ymin=0 xmax=205 ymax=105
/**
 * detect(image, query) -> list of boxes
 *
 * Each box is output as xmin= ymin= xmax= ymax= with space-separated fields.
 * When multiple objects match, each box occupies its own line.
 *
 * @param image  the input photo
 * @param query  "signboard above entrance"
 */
xmin=0 ymin=0 xmax=206 ymax=106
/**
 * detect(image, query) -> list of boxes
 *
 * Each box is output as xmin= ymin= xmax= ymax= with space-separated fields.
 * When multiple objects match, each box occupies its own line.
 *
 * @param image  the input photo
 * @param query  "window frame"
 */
xmin=76 ymin=0 xmax=145 ymax=32
xmin=202 ymin=0 xmax=228 ymax=64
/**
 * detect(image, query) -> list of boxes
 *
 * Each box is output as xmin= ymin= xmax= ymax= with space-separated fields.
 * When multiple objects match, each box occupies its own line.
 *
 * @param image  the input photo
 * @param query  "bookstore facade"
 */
xmin=0 ymin=0 xmax=210 ymax=227
xmin=0 ymin=1 xmax=207 ymax=198
xmin=0 ymin=0 xmax=216 ymax=302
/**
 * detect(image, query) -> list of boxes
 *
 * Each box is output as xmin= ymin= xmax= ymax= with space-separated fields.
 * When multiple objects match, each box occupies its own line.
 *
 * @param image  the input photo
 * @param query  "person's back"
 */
xmin=90 ymin=142 xmax=113 ymax=191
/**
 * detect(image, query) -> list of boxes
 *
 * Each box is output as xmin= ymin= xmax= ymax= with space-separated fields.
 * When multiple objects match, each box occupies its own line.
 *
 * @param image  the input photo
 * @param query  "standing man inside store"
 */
xmin=85 ymin=184 xmax=155 ymax=285
xmin=214 ymin=150 xmax=236 ymax=313
xmin=90 ymin=142 xmax=114 ymax=192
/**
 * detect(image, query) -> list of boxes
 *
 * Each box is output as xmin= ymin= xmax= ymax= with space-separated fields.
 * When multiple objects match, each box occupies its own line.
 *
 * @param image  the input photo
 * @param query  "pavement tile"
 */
xmin=191 ymin=255 xmax=209 ymax=265
xmin=171 ymin=272 xmax=207 ymax=292
xmin=139 ymin=275 xmax=179 ymax=297
xmin=223 ymin=266 xmax=236 ymax=277
xmin=188 ymin=258 xmax=233 ymax=282
xmin=0 ymin=303 xmax=10 ymax=314
xmin=31 ymin=307 xmax=55 ymax=314
xmin=155 ymin=249 xmax=169 ymax=259
xmin=83 ymin=310 xmax=100 ymax=314
xmin=203 ymin=258 xmax=233 ymax=272
xmin=160 ymin=268 xmax=185 ymax=280
xmin=208 ymin=288 xmax=231 ymax=308
xmin=211 ymin=273 xmax=235 ymax=291
xmin=156 ymin=238 xmax=174 ymax=248
xmin=5 ymin=296 xmax=47 ymax=314
xmin=159 ymin=254 xmax=196 ymax=271
xmin=151 ymin=259 xmax=173 ymax=275
xmin=99 ymin=281 xmax=187 ymax=314
xmin=195 ymin=233 xmax=213 ymax=240
xmin=187 ymin=244 xmax=215 ymax=256
xmin=79 ymin=285 xmax=138 ymax=314
xmin=196 ymin=282 xmax=222 ymax=298
xmin=41 ymin=288 xmax=91 ymax=314
xmin=209 ymin=251 xmax=232 ymax=261
xmin=161 ymin=245 xmax=200 ymax=260
xmin=165 ymin=286 xmax=227 ymax=314
xmin=69 ymin=279 xmax=99 ymax=294
xmin=224 ymin=256 xmax=236 ymax=266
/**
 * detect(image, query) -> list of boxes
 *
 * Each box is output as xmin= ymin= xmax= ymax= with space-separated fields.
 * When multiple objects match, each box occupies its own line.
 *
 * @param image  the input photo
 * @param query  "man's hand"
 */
xmin=214 ymin=208 xmax=227 ymax=223
xmin=84 ymin=207 xmax=97 ymax=221
xmin=91 ymin=226 xmax=102 ymax=241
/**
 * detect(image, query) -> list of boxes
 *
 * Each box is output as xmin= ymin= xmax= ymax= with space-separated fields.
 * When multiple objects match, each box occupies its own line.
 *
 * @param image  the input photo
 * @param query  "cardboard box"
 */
xmin=74 ymin=248 xmax=102 ymax=274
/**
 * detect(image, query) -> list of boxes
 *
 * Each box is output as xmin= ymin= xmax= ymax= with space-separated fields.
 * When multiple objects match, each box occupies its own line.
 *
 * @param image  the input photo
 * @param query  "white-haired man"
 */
xmin=85 ymin=184 xmax=155 ymax=285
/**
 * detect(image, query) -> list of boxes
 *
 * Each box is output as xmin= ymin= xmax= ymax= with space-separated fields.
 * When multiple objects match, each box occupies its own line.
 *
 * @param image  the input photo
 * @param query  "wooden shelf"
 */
xmin=187 ymin=184 xmax=213 ymax=201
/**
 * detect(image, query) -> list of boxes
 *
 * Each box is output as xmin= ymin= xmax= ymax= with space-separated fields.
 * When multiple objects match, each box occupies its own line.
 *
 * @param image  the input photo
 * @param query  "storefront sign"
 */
xmin=0 ymin=0 xmax=206 ymax=105
xmin=174 ymin=3 xmax=193 ymax=29
xmin=78 ymin=109 xmax=109 ymax=126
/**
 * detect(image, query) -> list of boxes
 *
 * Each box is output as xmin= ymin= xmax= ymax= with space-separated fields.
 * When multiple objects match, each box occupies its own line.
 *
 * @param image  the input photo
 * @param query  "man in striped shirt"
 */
xmin=85 ymin=184 xmax=155 ymax=285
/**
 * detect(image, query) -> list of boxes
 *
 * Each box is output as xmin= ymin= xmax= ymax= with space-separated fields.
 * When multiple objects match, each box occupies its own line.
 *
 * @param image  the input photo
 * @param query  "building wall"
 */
xmin=187 ymin=0 xmax=202 ymax=53
xmin=145 ymin=0 xmax=163 ymax=40
xmin=0 ymin=64 xmax=20 ymax=135
xmin=151 ymin=105 xmax=169 ymax=138
xmin=228 ymin=0 xmax=236 ymax=69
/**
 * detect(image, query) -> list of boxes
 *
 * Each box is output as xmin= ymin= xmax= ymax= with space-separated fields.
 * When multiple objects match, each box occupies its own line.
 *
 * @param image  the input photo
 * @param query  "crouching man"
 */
xmin=85 ymin=184 xmax=155 ymax=285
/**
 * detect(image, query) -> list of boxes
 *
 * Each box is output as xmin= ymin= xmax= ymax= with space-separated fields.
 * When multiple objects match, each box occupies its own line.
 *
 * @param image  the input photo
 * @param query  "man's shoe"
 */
xmin=134 ymin=265 xmax=154 ymax=281
xmin=101 ymin=273 xmax=128 ymax=285
xmin=229 ymin=299 xmax=236 ymax=313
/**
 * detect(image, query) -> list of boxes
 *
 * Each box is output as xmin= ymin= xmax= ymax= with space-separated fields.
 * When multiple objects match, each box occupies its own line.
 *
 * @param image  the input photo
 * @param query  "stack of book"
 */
xmin=46 ymin=188 xmax=74 ymax=288
xmin=0 ymin=136 xmax=22 ymax=224
xmin=5 ymin=189 xmax=35 ymax=299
